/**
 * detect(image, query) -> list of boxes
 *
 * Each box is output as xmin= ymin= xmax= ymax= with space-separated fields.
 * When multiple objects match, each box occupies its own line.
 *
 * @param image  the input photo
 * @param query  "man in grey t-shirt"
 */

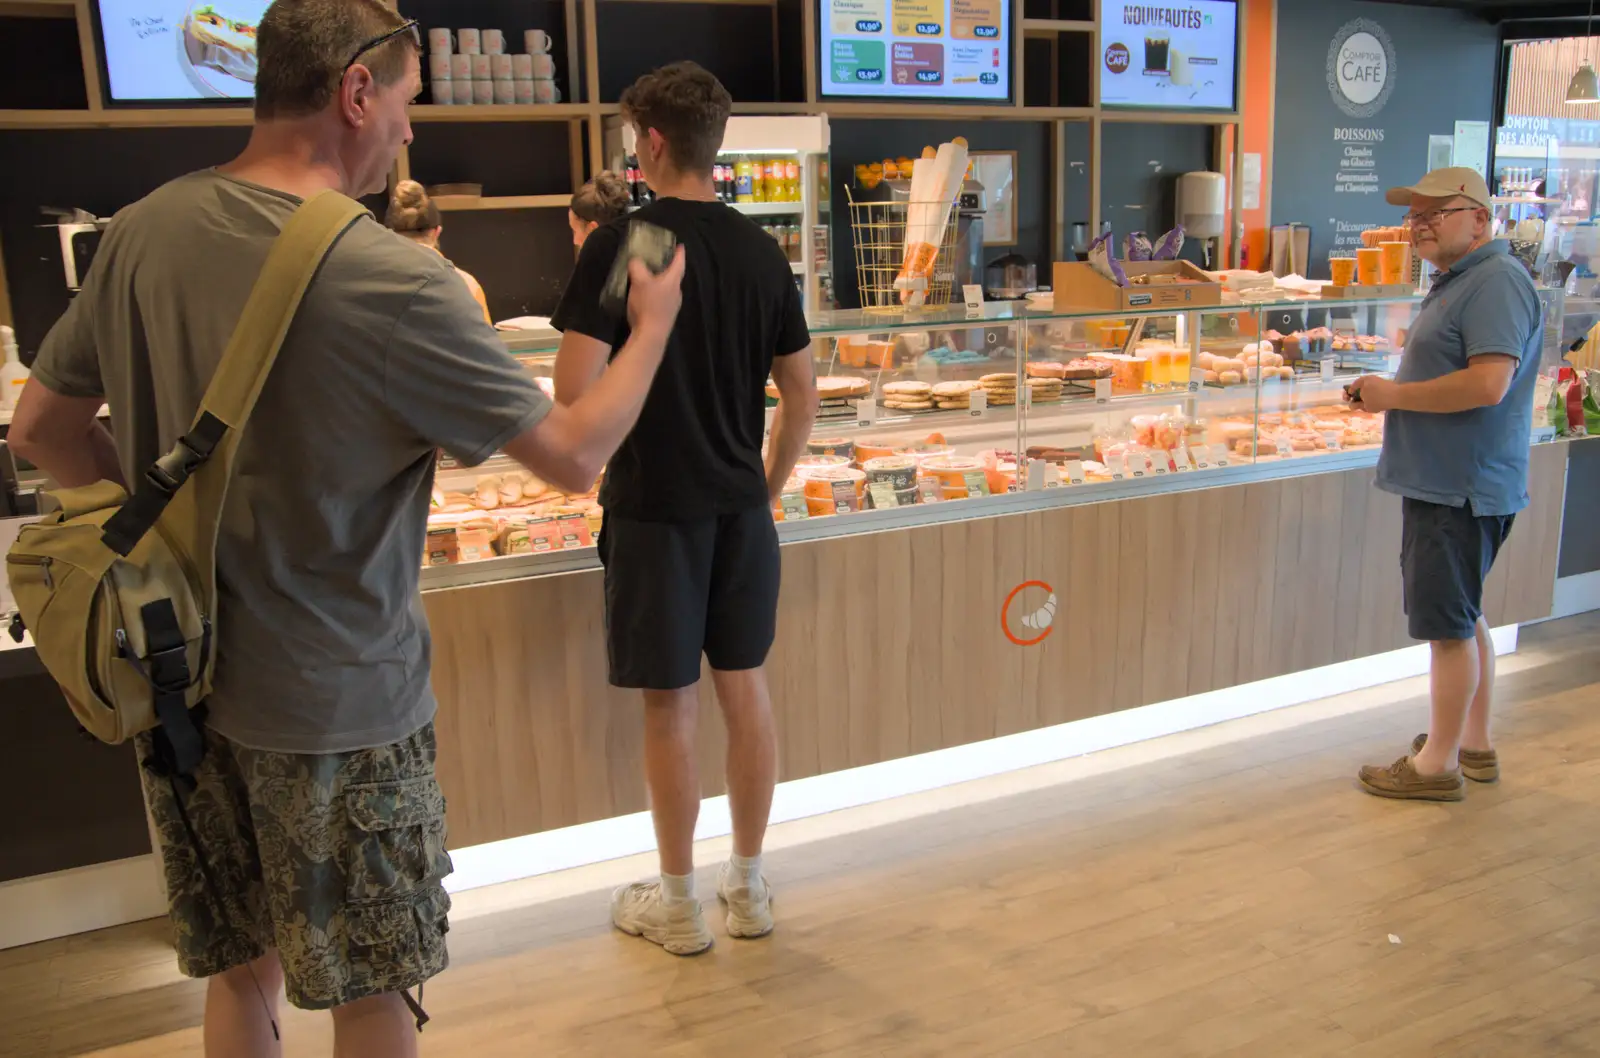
xmin=1347 ymin=168 xmax=1541 ymax=804
xmin=6 ymin=2 xmax=683 ymax=1054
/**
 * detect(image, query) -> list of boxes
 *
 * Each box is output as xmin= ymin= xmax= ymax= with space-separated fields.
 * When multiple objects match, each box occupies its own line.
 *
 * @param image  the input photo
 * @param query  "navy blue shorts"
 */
xmin=1400 ymin=497 xmax=1516 ymax=642
xmin=597 ymin=506 xmax=781 ymax=690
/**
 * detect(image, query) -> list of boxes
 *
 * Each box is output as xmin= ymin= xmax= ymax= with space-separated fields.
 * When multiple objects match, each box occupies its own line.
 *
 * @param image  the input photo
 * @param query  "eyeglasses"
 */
xmin=1403 ymin=206 xmax=1478 ymax=229
xmin=342 ymin=19 xmax=421 ymax=74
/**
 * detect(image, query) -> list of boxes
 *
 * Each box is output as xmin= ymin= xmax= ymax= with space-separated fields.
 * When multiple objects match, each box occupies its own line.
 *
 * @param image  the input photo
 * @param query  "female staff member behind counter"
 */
xmin=568 ymin=171 xmax=632 ymax=249
xmin=385 ymin=180 xmax=492 ymax=323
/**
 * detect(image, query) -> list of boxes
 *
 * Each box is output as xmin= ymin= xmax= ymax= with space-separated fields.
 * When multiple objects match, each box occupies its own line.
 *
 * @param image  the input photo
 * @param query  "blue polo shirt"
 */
xmin=1375 ymin=241 xmax=1542 ymax=517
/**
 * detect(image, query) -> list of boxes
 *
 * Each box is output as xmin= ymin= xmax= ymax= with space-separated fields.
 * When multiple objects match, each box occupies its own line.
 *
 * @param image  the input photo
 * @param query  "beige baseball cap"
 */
xmin=1385 ymin=167 xmax=1492 ymax=208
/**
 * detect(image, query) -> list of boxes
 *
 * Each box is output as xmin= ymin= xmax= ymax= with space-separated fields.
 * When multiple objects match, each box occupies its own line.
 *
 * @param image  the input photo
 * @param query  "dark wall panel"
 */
xmin=1271 ymin=0 xmax=1498 ymax=278
xmin=1098 ymin=122 xmax=1213 ymax=267
xmin=0 ymin=15 xmax=89 ymax=110
xmin=438 ymin=208 xmax=578 ymax=320
xmin=597 ymin=2 xmax=777 ymax=103
xmin=407 ymin=121 xmax=574 ymax=197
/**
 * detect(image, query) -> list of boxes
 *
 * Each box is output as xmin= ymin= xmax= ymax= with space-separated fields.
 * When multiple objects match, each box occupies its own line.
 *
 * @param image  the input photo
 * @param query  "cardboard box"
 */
xmin=1053 ymin=260 xmax=1222 ymax=312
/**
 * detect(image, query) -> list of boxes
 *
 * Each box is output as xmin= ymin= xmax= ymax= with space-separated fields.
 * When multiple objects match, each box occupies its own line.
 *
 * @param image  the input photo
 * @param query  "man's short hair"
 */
xmin=619 ymin=62 xmax=732 ymax=175
xmin=255 ymin=0 xmax=417 ymax=120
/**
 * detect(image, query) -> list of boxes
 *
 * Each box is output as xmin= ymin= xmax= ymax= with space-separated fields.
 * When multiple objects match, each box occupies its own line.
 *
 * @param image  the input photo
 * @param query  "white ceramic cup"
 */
xmin=449 ymin=53 xmax=472 ymax=79
xmin=427 ymin=53 xmax=453 ymax=80
xmin=452 ymin=79 xmax=474 ymax=105
xmin=430 ymin=79 xmax=454 ymax=104
xmin=457 ymin=28 xmax=481 ymax=54
xmin=531 ymin=53 xmax=556 ymax=79
xmin=492 ymin=78 xmax=514 ymax=104
xmin=490 ymin=53 xmax=513 ymax=78
xmin=532 ymin=78 xmax=561 ymax=103
xmin=482 ymin=28 xmax=505 ymax=55
xmin=513 ymin=78 xmax=535 ymax=104
xmin=525 ymin=29 xmax=552 ymax=54
xmin=470 ymin=53 xmax=492 ymax=79
xmin=511 ymin=53 xmax=534 ymax=78
xmin=426 ymin=27 xmax=452 ymax=53
xmin=473 ymin=79 xmax=494 ymax=105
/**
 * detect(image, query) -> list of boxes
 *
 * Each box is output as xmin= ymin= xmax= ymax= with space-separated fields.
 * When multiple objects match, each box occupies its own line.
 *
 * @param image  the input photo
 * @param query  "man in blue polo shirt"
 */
xmin=1346 ymin=167 xmax=1542 ymax=803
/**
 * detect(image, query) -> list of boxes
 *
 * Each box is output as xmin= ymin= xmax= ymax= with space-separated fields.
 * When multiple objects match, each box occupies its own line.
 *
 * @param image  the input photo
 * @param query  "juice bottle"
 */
xmin=785 ymin=159 xmax=800 ymax=201
xmin=765 ymin=159 xmax=784 ymax=203
xmin=734 ymin=159 xmax=755 ymax=203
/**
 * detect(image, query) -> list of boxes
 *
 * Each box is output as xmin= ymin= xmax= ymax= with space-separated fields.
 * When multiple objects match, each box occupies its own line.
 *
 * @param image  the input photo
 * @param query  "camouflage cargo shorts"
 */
xmin=136 ymin=722 xmax=453 ymax=1010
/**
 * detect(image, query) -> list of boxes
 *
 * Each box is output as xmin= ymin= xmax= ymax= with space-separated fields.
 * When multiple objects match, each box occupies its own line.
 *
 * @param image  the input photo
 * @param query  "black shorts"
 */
xmin=597 ymin=506 xmax=782 ymax=690
xmin=1400 ymin=497 xmax=1516 ymax=642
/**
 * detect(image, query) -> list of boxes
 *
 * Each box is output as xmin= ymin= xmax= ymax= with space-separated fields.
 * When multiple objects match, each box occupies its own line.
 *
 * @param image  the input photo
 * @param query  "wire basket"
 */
xmin=846 ymin=186 xmax=959 ymax=310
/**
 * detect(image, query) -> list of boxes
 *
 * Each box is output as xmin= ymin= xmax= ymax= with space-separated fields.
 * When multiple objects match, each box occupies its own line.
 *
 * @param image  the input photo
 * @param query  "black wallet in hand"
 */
xmin=600 ymin=220 xmax=679 ymax=317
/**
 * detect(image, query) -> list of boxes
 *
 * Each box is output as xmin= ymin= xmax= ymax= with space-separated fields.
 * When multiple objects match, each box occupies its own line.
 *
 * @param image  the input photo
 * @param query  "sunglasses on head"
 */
xmin=343 ymin=19 xmax=421 ymax=74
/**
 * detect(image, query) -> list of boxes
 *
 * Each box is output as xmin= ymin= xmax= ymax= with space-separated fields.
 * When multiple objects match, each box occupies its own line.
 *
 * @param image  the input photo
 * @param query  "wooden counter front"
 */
xmin=424 ymin=445 xmax=1570 ymax=850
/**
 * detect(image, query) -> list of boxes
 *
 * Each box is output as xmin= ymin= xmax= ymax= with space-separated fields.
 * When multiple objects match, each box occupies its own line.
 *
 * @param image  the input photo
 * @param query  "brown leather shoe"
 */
xmin=1359 ymin=756 xmax=1466 ymax=802
xmin=1410 ymin=734 xmax=1499 ymax=783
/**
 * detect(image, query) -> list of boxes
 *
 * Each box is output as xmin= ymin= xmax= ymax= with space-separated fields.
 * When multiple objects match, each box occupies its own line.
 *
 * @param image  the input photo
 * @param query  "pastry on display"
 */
xmin=981 ymin=372 xmax=1019 ymax=406
xmin=932 ymin=379 xmax=983 ymax=409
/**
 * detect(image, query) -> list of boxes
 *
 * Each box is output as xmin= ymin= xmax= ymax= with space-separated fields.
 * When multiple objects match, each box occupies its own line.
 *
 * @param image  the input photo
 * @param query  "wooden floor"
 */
xmin=4 ymin=612 xmax=1600 ymax=1058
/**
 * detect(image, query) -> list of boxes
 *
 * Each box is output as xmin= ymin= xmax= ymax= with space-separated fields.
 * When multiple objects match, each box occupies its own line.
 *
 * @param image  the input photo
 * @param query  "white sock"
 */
xmin=660 ymin=871 xmax=696 ymax=904
xmin=729 ymin=852 xmax=762 ymax=883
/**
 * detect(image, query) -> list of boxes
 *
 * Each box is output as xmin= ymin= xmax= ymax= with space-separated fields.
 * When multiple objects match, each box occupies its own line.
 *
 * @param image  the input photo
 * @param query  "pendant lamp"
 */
xmin=1569 ymin=0 xmax=1600 ymax=104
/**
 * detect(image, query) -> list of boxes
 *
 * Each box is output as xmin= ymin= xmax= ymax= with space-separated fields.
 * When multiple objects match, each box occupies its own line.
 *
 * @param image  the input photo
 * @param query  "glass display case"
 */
xmin=421 ymin=294 xmax=1422 ymax=586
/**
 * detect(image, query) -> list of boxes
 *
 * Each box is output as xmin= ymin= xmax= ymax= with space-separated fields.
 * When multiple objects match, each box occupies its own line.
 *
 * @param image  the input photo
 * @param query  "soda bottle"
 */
xmin=735 ymin=158 xmax=755 ymax=203
xmin=785 ymin=159 xmax=800 ymax=202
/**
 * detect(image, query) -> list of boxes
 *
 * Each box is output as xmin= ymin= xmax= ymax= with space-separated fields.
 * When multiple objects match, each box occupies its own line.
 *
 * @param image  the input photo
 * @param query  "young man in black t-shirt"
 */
xmin=551 ymin=62 xmax=820 ymax=955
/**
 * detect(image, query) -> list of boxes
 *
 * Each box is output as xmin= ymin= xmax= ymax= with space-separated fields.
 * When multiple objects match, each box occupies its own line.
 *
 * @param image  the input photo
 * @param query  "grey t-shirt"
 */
xmin=33 ymin=169 xmax=551 ymax=754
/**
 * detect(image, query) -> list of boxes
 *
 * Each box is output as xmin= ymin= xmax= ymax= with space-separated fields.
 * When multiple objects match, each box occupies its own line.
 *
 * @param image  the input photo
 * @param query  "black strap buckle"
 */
xmin=145 ymin=436 xmax=208 ymax=496
xmin=7 ymin=612 xmax=23 ymax=644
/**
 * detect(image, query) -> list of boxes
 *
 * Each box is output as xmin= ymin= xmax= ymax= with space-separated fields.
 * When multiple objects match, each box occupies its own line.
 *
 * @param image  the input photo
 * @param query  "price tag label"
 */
xmin=1321 ymin=358 xmax=1336 ymax=383
xmin=1095 ymin=378 xmax=1112 ymax=404
xmin=1188 ymin=368 xmax=1206 ymax=393
xmin=1130 ymin=452 xmax=1147 ymax=478
xmin=1322 ymin=431 xmax=1342 ymax=451
xmin=1150 ymin=451 xmax=1169 ymax=475
xmin=962 ymin=470 xmax=990 ymax=497
xmin=867 ymin=481 xmax=899 ymax=509
xmin=1025 ymin=458 xmax=1047 ymax=492
xmin=780 ymin=492 xmax=808 ymax=520
xmin=963 ymin=284 xmax=984 ymax=318
xmin=1064 ymin=459 xmax=1086 ymax=485
xmin=1209 ymin=443 xmax=1231 ymax=468
xmin=918 ymin=477 xmax=942 ymax=503
xmin=831 ymin=480 xmax=861 ymax=514
xmin=1531 ymin=425 xmax=1557 ymax=444
xmin=1110 ymin=454 xmax=1126 ymax=481
xmin=855 ymin=398 xmax=877 ymax=427
xmin=1174 ymin=447 xmax=1194 ymax=472
xmin=970 ymin=388 xmax=988 ymax=416
xmin=1192 ymin=447 xmax=1210 ymax=470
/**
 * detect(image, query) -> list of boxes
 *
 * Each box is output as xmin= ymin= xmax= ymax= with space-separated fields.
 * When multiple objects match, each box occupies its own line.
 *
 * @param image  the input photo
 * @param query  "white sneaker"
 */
xmin=717 ymin=862 xmax=775 ymax=938
xmin=610 ymin=881 xmax=714 ymax=955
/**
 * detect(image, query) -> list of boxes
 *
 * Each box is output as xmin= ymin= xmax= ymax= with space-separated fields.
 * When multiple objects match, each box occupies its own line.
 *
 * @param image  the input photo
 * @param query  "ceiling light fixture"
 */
xmin=1568 ymin=0 xmax=1600 ymax=104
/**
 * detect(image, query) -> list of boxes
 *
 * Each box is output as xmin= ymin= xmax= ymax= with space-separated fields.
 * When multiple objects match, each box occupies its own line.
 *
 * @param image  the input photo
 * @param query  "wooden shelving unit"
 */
xmin=0 ymin=0 xmax=1250 ymax=325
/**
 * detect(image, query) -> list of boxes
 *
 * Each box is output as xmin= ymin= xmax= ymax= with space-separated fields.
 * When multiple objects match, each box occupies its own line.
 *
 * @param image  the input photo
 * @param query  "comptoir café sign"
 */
xmin=1326 ymin=18 xmax=1396 ymax=120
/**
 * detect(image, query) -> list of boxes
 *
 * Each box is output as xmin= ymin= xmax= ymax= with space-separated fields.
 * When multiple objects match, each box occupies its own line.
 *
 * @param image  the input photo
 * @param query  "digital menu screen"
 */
xmin=96 ymin=0 xmax=266 ymax=102
xmin=1098 ymin=1 xmax=1238 ymax=111
xmin=819 ymin=0 xmax=1011 ymax=102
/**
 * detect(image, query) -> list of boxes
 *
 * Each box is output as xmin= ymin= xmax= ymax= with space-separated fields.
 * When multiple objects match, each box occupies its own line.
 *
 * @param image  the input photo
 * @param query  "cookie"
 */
xmin=884 ymin=400 xmax=934 ymax=410
xmin=882 ymin=381 xmax=933 ymax=397
xmin=936 ymin=400 xmax=971 ymax=410
xmin=932 ymin=380 xmax=983 ymax=398
xmin=980 ymin=373 xmax=1019 ymax=385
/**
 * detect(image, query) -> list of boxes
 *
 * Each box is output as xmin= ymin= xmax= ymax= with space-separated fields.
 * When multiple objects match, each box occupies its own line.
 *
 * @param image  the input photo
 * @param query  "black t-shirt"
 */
xmin=551 ymin=197 xmax=811 ymax=521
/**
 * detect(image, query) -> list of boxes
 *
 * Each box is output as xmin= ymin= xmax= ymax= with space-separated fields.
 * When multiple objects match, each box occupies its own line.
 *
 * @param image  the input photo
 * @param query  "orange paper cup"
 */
xmin=1329 ymin=257 xmax=1357 ymax=287
xmin=1380 ymin=241 xmax=1411 ymax=285
xmin=1355 ymin=247 xmax=1383 ymax=287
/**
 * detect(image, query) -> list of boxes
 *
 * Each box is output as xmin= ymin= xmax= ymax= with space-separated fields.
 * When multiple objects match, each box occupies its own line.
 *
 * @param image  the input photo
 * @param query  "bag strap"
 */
xmin=101 ymin=191 xmax=368 ymax=557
